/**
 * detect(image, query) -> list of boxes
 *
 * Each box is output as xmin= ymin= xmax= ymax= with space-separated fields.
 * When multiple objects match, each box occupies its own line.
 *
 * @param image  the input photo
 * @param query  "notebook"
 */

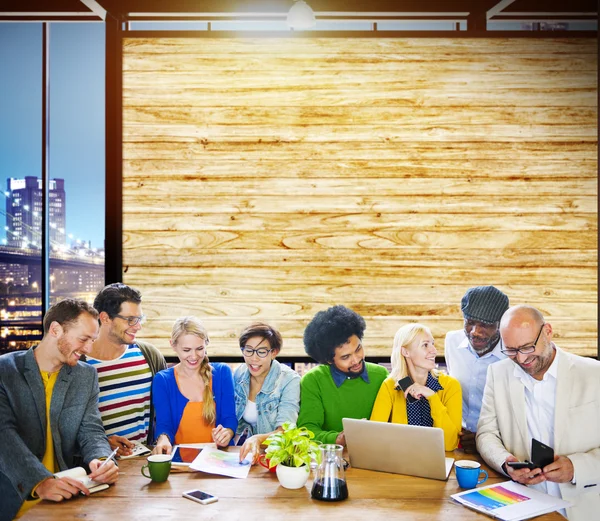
xmin=342 ymin=418 xmax=454 ymax=480
xmin=118 ymin=443 xmax=151 ymax=460
xmin=54 ymin=467 xmax=109 ymax=493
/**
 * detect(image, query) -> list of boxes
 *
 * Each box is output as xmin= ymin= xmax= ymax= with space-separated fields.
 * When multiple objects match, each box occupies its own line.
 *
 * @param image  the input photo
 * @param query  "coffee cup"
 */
xmin=455 ymin=460 xmax=488 ymax=489
xmin=258 ymin=453 xmax=277 ymax=473
xmin=141 ymin=454 xmax=172 ymax=482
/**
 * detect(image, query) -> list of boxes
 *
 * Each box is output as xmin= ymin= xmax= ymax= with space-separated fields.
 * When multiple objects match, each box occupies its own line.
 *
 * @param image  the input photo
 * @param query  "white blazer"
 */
xmin=476 ymin=347 xmax=600 ymax=521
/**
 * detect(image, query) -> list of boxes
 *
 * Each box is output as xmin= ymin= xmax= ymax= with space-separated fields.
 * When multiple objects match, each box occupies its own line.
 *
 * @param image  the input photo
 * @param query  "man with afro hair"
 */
xmin=297 ymin=305 xmax=388 ymax=445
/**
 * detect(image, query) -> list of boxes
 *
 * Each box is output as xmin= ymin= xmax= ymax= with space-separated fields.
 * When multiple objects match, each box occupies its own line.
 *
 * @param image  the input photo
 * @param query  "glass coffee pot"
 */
xmin=311 ymin=444 xmax=348 ymax=501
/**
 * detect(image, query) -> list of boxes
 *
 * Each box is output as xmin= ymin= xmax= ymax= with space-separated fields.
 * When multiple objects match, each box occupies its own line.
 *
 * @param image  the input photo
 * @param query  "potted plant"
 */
xmin=262 ymin=422 xmax=321 ymax=489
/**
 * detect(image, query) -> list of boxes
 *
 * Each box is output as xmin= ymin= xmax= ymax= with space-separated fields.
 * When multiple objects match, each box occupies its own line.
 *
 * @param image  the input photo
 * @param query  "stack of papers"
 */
xmin=189 ymin=447 xmax=251 ymax=479
xmin=451 ymin=481 xmax=570 ymax=521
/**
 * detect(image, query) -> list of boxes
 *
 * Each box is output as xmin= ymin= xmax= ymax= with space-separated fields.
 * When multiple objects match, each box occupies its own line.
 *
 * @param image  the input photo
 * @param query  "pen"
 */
xmin=97 ymin=447 xmax=119 ymax=471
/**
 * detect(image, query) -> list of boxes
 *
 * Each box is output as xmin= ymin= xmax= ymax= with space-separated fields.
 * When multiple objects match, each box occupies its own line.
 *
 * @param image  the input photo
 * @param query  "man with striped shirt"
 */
xmin=85 ymin=283 xmax=167 ymax=456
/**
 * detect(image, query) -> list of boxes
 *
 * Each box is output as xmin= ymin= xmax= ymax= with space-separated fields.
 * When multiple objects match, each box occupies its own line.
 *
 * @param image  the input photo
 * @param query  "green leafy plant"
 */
xmin=263 ymin=422 xmax=322 ymax=468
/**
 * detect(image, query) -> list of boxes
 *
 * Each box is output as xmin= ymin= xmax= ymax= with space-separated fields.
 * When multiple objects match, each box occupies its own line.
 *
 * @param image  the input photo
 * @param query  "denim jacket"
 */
xmin=234 ymin=359 xmax=301 ymax=436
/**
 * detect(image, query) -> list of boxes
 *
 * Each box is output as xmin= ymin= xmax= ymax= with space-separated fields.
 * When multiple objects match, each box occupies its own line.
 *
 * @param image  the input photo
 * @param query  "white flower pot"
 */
xmin=276 ymin=463 xmax=310 ymax=489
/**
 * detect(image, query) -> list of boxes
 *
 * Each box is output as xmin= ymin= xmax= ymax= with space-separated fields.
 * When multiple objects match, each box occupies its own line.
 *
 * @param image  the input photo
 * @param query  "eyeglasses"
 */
xmin=114 ymin=314 xmax=146 ymax=327
xmin=501 ymin=324 xmax=545 ymax=357
xmin=240 ymin=346 xmax=273 ymax=358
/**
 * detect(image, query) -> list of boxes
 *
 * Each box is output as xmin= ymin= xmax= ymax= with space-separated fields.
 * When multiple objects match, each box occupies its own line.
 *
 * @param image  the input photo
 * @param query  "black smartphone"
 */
xmin=532 ymin=438 xmax=554 ymax=469
xmin=506 ymin=461 xmax=536 ymax=470
xmin=396 ymin=376 xmax=418 ymax=403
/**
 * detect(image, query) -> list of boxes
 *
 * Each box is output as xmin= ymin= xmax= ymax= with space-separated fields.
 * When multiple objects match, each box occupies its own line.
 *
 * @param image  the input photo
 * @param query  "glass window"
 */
xmin=0 ymin=22 xmax=105 ymax=354
xmin=0 ymin=23 xmax=43 ymax=354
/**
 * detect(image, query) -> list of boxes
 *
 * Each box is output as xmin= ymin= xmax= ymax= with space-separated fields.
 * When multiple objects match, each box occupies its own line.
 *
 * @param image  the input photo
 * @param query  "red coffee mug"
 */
xmin=258 ymin=454 xmax=277 ymax=473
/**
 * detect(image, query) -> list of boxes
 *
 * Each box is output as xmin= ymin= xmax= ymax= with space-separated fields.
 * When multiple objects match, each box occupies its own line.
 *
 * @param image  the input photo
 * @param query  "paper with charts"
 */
xmin=451 ymin=481 xmax=570 ymax=521
xmin=189 ymin=447 xmax=251 ymax=479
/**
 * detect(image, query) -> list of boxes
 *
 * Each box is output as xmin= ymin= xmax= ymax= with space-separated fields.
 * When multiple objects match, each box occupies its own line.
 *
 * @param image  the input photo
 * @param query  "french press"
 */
xmin=311 ymin=444 xmax=348 ymax=501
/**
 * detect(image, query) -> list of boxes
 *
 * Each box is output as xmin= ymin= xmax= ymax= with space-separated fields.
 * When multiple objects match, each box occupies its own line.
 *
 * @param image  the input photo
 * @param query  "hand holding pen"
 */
xmin=88 ymin=447 xmax=120 ymax=484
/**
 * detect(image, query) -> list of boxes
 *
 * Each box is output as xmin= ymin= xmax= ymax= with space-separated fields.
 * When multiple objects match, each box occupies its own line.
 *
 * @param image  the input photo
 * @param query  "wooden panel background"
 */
xmin=122 ymin=37 xmax=597 ymax=358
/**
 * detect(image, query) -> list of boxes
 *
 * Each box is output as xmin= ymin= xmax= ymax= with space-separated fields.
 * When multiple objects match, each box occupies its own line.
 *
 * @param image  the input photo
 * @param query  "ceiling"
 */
xmin=1 ymin=0 xmax=597 ymax=21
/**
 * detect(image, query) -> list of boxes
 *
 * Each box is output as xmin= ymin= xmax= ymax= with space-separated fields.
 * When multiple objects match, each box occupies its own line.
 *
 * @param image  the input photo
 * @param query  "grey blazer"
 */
xmin=0 ymin=347 xmax=111 ymax=520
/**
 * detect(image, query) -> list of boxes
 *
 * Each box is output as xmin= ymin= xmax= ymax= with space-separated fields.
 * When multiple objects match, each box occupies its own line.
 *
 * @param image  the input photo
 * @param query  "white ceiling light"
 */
xmin=287 ymin=1 xmax=316 ymax=30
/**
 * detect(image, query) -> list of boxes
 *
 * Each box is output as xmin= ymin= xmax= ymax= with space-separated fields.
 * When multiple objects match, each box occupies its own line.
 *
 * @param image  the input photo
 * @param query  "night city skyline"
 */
xmin=0 ymin=22 xmax=106 ymax=249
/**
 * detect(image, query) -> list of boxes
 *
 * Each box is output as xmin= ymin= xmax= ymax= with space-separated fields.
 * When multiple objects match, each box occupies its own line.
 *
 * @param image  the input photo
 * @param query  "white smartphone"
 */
xmin=182 ymin=489 xmax=218 ymax=505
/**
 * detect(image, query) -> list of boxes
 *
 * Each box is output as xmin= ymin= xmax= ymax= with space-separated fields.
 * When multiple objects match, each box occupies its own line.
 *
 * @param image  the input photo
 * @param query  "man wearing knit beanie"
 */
xmin=445 ymin=286 xmax=509 ymax=453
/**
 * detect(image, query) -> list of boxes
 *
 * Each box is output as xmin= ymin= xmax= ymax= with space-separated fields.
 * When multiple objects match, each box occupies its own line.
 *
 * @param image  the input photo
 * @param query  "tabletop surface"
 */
xmin=23 ymin=449 xmax=564 ymax=521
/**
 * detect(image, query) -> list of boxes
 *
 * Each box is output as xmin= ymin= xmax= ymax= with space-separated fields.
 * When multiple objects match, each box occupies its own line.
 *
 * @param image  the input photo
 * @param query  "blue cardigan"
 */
xmin=152 ymin=363 xmax=237 ymax=444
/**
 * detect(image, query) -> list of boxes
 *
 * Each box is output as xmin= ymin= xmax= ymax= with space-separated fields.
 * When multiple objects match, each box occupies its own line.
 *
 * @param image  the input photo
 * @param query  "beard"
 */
xmin=108 ymin=327 xmax=133 ymax=346
xmin=467 ymin=330 xmax=500 ymax=354
xmin=57 ymin=335 xmax=78 ymax=366
xmin=343 ymin=358 xmax=365 ymax=377
xmin=516 ymin=347 xmax=555 ymax=377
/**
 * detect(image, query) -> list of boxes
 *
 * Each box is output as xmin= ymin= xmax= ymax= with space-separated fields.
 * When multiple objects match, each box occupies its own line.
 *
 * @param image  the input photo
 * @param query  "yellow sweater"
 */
xmin=370 ymin=373 xmax=462 ymax=451
xmin=16 ymin=370 xmax=58 ymax=518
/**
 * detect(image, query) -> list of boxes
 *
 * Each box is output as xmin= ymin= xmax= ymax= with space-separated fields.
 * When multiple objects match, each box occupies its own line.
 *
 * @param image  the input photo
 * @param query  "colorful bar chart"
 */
xmin=460 ymin=485 xmax=531 ymax=512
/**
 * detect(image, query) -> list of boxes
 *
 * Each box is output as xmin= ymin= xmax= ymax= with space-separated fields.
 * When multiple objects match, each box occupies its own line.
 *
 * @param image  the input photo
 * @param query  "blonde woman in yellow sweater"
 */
xmin=370 ymin=323 xmax=462 ymax=451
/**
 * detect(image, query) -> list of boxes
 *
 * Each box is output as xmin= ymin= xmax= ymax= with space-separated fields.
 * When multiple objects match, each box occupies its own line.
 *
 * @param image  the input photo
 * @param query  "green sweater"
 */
xmin=297 ymin=362 xmax=388 ymax=444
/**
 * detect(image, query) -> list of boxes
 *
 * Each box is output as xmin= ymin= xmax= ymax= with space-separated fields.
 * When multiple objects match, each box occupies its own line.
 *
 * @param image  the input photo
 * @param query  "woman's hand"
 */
xmin=152 ymin=434 xmax=172 ymax=455
xmin=212 ymin=425 xmax=234 ymax=448
xmin=239 ymin=434 xmax=267 ymax=464
xmin=405 ymin=383 xmax=434 ymax=401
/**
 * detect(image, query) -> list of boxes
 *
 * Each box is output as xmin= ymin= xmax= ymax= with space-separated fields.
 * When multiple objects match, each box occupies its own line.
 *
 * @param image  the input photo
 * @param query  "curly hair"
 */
xmin=303 ymin=305 xmax=366 ymax=364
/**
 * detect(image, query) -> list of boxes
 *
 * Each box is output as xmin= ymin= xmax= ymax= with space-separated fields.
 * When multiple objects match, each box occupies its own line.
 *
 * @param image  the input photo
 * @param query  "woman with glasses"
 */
xmin=370 ymin=323 xmax=462 ymax=451
xmin=234 ymin=323 xmax=300 ymax=464
xmin=152 ymin=316 xmax=237 ymax=454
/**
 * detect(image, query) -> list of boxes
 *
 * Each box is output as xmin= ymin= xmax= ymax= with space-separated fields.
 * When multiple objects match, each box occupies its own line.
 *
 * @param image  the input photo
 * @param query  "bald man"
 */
xmin=476 ymin=305 xmax=600 ymax=521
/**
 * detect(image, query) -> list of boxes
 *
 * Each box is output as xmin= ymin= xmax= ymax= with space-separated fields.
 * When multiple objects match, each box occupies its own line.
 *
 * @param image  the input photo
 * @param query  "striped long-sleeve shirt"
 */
xmin=86 ymin=344 xmax=153 ymax=442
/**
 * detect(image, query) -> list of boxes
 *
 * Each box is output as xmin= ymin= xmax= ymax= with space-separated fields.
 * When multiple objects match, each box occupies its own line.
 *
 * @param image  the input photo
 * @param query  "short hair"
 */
xmin=43 ymin=298 xmax=99 ymax=334
xmin=93 ymin=283 xmax=142 ymax=318
xmin=390 ymin=323 xmax=433 ymax=381
xmin=239 ymin=322 xmax=283 ymax=353
xmin=303 ymin=305 xmax=366 ymax=364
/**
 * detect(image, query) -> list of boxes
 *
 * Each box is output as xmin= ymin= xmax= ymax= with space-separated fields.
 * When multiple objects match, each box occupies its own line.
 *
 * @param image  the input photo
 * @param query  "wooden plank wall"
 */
xmin=122 ymin=37 xmax=597 ymax=358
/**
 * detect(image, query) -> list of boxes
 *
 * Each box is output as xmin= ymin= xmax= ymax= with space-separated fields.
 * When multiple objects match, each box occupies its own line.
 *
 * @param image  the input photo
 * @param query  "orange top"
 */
xmin=174 ymin=370 xmax=214 ymax=444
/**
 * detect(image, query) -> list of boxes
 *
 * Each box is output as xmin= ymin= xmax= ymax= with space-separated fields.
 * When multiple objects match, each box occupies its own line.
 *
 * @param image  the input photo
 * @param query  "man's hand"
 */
xmin=543 ymin=455 xmax=574 ymax=483
xmin=504 ymin=455 xmax=545 ymax=485
xmin=459 ymin=429 xmax=478 ymax=454
xmin=335 ymin=431 xmax=346 ymax=447
xmin=212 ymin=425 xmax=234 ymax=448
xmin=88 ymin=458 xmax=119 ymax=484
xmin=152 ymin=434 xmax=172 ymax=455
xmin=108 ymin=435 xmax=134 ymax=457
xmin=36 ymin=476 xmax=89 ymax=502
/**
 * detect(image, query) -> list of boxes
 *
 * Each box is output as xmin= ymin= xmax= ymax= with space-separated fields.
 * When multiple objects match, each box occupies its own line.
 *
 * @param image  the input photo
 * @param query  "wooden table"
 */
xmin=23 ymin=450 xmax=563 ymax=520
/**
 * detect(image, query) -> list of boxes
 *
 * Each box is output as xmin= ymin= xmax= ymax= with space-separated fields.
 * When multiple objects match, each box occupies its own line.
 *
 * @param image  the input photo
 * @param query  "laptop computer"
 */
xmin=342 ymin=418 xmax=454 ymax=481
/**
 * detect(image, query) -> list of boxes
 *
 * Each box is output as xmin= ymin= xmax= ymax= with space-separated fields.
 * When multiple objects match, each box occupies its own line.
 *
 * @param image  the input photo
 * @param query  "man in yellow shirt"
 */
xmin=0 ymin=299 xmax=119 ymax=519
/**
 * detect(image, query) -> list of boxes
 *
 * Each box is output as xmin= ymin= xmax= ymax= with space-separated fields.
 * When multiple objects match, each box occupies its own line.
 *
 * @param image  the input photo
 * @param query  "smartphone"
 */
xmin=506 ymin=461 xmax=536 ymax=470
xmin=396 ymin=376 xmax=418 ymax=403
xmin=171 ymin=446 xmax=203 ymax=467
xmin=182 ymin=489 xmax=218 ymax=505
xmin=532 ymin=438 xmax=554 ymax=469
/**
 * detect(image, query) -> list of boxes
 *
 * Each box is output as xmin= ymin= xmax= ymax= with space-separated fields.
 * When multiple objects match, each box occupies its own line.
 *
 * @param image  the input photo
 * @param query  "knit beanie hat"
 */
xmin=461 ymin=286 xmax=509 ymax=324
